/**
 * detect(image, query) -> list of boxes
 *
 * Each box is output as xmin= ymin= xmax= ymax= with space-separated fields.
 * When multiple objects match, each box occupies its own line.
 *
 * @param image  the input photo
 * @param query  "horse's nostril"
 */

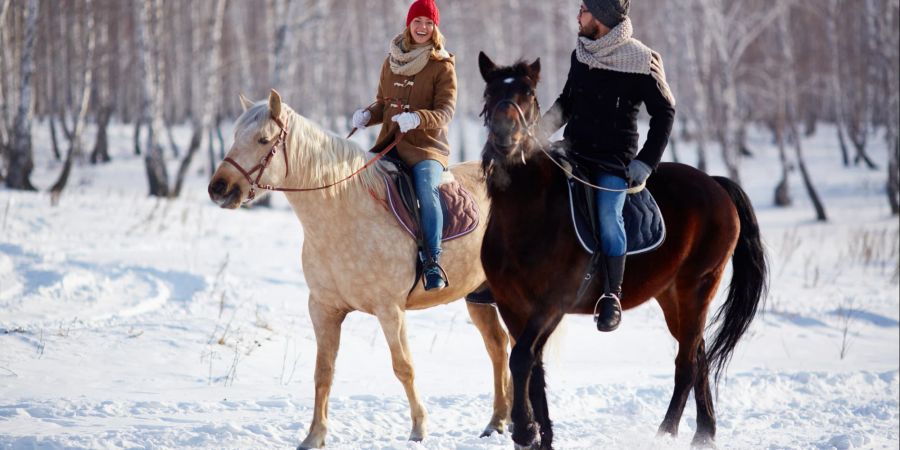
xmin=209 ymin=179 xmax=227 ymax=197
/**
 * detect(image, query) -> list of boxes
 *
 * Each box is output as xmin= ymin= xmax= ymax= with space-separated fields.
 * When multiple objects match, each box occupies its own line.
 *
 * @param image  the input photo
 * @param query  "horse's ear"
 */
xmin=239 ymin=93 xmax=253 ymax=112
xmin=528 ymin=58 xmax=542 ymax=84
xmin=479 ymin=51 xmax=497 ymax=82
xmin=268 ymin=89 xmax=282 ymax=119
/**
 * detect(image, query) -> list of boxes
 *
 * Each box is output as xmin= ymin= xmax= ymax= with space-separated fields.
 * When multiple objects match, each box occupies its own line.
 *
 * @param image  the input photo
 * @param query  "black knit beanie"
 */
xmin=583 ymin=0 xmax=630 ymax=29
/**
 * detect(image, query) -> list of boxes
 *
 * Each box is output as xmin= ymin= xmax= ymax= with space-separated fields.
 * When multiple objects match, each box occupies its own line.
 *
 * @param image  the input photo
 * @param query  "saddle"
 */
xmin=556 ymin=151 xmax=666 ymax=256
xmin=380 ymin=161 xmax=480 ymax=243
xmin=378 ymin=157 xmax=480 ymax=290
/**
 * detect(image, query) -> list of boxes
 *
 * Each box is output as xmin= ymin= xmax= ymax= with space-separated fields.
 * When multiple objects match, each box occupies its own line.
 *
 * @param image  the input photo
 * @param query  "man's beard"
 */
xmin=578 ymin=21 xmax=600 ymax=39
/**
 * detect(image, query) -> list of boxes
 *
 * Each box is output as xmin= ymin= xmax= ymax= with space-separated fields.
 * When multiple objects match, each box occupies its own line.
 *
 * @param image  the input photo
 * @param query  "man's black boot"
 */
xmin=594 ymin=254 xmax=625 ymax=332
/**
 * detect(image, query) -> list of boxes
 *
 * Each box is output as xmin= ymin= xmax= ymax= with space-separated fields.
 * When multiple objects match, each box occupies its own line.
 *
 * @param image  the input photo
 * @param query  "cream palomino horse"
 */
xmin=208 ymin=90 xmax=511 ymax=449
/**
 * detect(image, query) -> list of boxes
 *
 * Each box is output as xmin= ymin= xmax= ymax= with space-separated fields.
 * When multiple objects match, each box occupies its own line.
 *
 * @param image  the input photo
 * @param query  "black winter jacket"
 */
xmin=543 ymin=51 xmax=675 ymax=179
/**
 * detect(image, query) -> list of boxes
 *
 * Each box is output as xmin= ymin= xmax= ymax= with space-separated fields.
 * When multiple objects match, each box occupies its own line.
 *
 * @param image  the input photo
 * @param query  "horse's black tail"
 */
xmin=707 ymin=176 xmax=768 ymax=387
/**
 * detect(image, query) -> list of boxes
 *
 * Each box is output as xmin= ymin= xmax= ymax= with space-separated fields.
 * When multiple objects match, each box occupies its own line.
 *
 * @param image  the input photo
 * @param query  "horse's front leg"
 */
xmin=376 ymin=305 xmax=428 ymax=442
xmin=509 ymin=326 xmax=540 ymax=449
xmin=298 ymin=299 xmax=348 ymax=450
xmin=466 ymin=301 xmax=512 ymax=437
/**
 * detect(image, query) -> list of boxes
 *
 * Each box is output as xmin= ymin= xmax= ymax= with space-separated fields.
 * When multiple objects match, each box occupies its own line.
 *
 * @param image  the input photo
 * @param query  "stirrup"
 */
xmin=593 ymin=292 xmax=622 ymax=332
xmin=422 ymin=261 xmax=449 ymax=291
xmin=592 ymin=292 xmax=620 ymax=321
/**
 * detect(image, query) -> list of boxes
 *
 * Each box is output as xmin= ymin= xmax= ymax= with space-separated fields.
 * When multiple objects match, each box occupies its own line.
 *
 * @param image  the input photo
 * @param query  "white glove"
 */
xmin=391 ymin=112 xmax=421 ymax=133
xmin=352 ymin=109 xmax=371 ymax=129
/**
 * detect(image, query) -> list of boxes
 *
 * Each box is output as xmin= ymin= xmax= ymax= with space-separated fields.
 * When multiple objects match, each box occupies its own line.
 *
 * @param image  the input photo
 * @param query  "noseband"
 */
xmin=485 ymin=97 xmax=541 ymax=155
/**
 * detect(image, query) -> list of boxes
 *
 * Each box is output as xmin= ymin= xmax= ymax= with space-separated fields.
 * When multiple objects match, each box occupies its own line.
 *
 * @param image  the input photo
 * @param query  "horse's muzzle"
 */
xmin=208 ymin=178 xmax=243 ymax=209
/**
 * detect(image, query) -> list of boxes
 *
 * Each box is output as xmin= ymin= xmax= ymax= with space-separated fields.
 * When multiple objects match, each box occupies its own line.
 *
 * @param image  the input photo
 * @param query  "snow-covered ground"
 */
xmin=0 ymin=120 xmax=897 ymax=449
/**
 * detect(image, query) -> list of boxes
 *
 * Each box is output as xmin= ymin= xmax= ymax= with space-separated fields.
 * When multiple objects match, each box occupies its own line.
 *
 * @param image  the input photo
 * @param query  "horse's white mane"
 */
xmin=236 ymin=102 xmax=382 ymax=198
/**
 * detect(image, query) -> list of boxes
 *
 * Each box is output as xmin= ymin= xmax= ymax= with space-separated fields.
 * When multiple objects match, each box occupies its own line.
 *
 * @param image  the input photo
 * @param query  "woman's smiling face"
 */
xmin=409 ymin=16 xmax=435 ymax=44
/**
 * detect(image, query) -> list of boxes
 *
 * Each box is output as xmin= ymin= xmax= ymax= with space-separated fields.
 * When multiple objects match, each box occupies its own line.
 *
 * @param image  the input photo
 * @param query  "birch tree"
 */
xmin=172 ymin=0 xmax=227 ymax=197
xmin=778 ymin=6 xmax=827 ymax=221
xmin=136 ymin=0 xmax=168 ymax=197
xmin=5 ymin=0 xmax=39 ymax=190
xmin=50 ymin=0 xmax=96 ymax=204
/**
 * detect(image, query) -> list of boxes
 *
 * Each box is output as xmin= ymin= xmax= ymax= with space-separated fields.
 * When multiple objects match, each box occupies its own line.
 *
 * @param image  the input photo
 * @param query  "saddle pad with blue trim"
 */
xmin=567 ymin=179 xmax=666 ymax=256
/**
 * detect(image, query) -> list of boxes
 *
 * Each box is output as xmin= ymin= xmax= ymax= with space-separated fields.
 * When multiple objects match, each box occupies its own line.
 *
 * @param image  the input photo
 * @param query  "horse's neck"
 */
xmin=282 ymin=113 xmax=381 ymax=235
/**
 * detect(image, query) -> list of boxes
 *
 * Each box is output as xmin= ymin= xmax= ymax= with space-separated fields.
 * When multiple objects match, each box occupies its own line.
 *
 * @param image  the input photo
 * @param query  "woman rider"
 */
xmin=351 ymin=0 xmax=456 ymax=291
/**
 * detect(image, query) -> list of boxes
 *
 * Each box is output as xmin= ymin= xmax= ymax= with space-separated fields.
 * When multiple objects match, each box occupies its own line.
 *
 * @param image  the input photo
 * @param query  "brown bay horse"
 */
xmin=476 ymin=53 xmax=768 ymax=449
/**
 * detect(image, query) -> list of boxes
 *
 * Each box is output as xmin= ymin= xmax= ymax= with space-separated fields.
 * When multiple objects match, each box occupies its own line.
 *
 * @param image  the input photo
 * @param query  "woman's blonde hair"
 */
xmin=403 ymin=25 xmax=447 ymax=60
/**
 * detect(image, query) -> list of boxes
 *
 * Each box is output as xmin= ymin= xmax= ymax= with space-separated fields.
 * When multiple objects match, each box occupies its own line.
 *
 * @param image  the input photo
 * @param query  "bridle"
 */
xmin=223 ymin=112 xmax=402 ymax=202
xmin=485 ymin=83 xmax=643 ymax=194
xmin=485 ymin=94 xmax=542 ymax=160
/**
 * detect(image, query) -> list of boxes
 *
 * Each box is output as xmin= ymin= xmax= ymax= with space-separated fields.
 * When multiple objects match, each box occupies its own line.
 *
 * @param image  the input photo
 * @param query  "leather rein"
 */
xmin=224 ymin=113 xmax=402 ymax=201
xmin=487 ymin=93 xmax=643 ymax=194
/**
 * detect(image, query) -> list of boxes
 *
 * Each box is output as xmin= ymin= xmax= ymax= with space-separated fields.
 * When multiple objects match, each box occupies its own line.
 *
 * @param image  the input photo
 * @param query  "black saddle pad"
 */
xmin=565 ymin=164 xmax=666 ymax=256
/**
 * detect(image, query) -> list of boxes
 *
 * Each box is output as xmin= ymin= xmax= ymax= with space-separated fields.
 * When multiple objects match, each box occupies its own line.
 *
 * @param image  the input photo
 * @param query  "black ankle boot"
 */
xmin=594 ymin=254 xmax=626 ymax=332
xmin=423 ymin=260 xmax=448 ymax=291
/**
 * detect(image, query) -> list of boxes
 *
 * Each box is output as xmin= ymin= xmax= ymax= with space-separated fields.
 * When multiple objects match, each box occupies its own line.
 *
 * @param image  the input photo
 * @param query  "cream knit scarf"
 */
xmin=389 ymin=33 xmax=449 ymax=76
xmin=575 ymin=17 xmax=676 ymax=106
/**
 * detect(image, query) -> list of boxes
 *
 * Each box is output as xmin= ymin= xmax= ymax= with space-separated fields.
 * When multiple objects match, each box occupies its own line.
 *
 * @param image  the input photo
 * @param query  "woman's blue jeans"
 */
xmin=413 ymin=160 xmax=444 ymax=261
xmin=594 ymin=172 xmax=627 ymax=257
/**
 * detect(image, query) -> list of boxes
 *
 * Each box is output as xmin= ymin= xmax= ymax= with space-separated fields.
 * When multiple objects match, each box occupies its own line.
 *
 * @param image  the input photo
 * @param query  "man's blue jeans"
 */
xmin=594 ymin=172 xmax=627 ymax=257
xmin=413 ymin=159 xmax=444 ymax=261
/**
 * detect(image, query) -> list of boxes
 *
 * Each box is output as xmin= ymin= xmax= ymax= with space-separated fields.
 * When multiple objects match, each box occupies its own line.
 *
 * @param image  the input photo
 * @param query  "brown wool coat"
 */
xmin=366 ymin=54 xmax=457 ymax=168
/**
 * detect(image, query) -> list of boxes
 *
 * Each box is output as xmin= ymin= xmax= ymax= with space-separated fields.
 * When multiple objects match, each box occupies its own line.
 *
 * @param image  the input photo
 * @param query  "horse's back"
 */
xmin=643 ymin=162 xmax=741 ymax=273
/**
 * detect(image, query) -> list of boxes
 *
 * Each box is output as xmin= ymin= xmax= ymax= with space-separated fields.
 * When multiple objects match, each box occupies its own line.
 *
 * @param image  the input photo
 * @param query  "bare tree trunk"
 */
xmin=90 ymin=105 xmax=112 ymax=164
xmin=774 ymin=121 xmax=792 ymax=207
xmin=5 ymin=0 xmax=39 ymax=191
xmin=172 ymin=0 xmax=226 ymax=197
xmin=881 ymin=0 xmax=900 ymax=214
xmin=49 ymin=114 xmax=61 ymax=161
xmin=133 ymin=120 xmax=142 ymax=156
xmin=0 ymin=0 xmax=13 ymax=180
xmin=780 ymin=8 xmax=827 ymax=222
xmin=136 ymin=0 xmax=169 ymax=197
xmin=50 ymin=0 xmax=96 ymax=204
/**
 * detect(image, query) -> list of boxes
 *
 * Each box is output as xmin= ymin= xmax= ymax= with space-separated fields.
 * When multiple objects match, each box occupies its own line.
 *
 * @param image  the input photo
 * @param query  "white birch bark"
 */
xmin=5 ymin=0 xmax=39 ymax=190
xmin=51 ymin=0 xmax=96 ymax=203
xmin=136 ymin=0 xmax=169 ymax=197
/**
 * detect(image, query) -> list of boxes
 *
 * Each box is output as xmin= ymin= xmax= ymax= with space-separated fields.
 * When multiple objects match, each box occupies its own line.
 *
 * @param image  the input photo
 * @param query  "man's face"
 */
xmin=578 ymin=3 xmax=610 ymax=39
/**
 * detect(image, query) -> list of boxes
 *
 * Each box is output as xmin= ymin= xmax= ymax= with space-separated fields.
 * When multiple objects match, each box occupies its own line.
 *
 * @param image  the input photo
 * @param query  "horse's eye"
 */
xmin=258 ymin=137 xmax=270 ymax=145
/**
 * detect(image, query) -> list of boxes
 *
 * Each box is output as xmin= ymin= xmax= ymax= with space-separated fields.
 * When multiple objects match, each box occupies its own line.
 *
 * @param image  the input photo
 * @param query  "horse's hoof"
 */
xmin=512 ymin=422 xmax=539 ymax=449
xmin=480 ymin=424 xmax=504 ymax=438
xmin=409 ymin=430 xmax=426 ymax=442
xmin=691 ymin=433 xmax=717 ymax=449
xmin=298 ymin=435 xmax=324 ymax=450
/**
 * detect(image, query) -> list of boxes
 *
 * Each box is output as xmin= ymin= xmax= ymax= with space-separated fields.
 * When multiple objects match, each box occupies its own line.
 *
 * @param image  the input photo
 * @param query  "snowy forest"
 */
xmin=1 ymin=1 xmax=899 ymax=448
xmin=0 ymin=0 xmax=898 ymax=214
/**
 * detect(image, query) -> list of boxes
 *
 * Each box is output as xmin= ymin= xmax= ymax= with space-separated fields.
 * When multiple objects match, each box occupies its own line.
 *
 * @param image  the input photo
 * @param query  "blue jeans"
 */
xmin=413 ymin=160 xmax=444 ymax=261
xmin=594 ymin=172 xmax=627 ymax=257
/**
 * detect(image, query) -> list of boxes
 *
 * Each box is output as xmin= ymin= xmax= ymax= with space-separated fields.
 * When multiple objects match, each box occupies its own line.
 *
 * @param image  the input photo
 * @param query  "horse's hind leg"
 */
xmin=529 ymin=353 xmax=553 ymax=450
xmin=657 ymin=332 xmax=701 ymax=437
xmin=466 ymin=301 xmax=512 ymax=437
xmin=299 ymin=300 xmax=348 ymax=450
xmin=691 ymin=339 xmax=716 ymax=447
xmin=376 ymin=306 xmax=428 ymax=441
xmin=657 ymin=275 xmax=721 ymax=441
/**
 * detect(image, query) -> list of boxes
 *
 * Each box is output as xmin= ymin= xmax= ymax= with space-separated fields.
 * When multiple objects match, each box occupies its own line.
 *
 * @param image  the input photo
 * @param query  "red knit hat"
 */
xmin=406 ymin=0 xmax=440 ymax=27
